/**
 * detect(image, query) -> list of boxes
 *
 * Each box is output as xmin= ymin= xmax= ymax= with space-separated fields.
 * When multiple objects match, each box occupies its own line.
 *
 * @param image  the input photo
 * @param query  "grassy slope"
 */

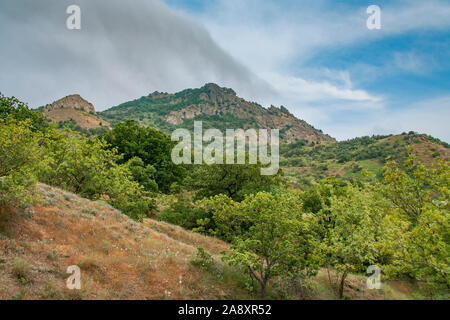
xmin=0 ymin=184 xmax=418 ymax=300
xmin=0 ymin=183 xmax=240 ymax=300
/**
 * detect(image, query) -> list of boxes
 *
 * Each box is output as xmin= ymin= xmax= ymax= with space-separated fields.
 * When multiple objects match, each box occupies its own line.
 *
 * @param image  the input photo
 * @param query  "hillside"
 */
xmin=40 ymin=94 xmax=111 ymax=133
xmin=0 ymin=183 xmax=237 ymax=300
xmin=0 ymin=183 xmax=416 ymax=300
xmin=280 ymin=132 xmax=450 ymax=187
xmin=99 ymin=83 xmax=335 ymax=144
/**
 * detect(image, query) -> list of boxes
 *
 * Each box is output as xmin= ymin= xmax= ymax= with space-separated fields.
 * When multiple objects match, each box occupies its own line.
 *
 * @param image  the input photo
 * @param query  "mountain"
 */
xmin=40 ymin=94 xmax=111 ymax=132
xmin=98 ymin=83 xmax=335 ymax=144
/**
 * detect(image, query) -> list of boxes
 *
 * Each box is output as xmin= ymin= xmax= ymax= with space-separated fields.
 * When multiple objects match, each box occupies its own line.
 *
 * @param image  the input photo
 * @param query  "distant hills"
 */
xmin=281 ymin=132 xmax=450 ymax=187
xmin=98 ymin=83 xmax=335 ymax=144
xmin=37 ymin=84 xmax=449 ymax=184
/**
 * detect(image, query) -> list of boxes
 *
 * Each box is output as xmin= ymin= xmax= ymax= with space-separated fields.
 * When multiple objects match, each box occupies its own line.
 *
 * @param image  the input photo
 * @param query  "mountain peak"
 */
xmin=44 ymin=94 xmax=96 ymax=114
xmin=100 ymin=85 xmax=335 ymax=144
xmin=200 ymin=83 xmax=237 ymax=99
xmin=42 ymin=94 xmax=111 ymax=130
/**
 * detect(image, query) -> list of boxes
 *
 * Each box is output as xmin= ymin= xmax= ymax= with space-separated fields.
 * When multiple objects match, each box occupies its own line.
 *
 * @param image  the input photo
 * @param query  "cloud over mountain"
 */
xmin=0 ymin=0 xmax=274 ymax=109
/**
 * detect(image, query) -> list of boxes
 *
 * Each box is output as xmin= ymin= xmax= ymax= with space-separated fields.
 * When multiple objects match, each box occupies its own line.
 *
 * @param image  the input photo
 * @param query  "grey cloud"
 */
xmin=0 ymin=0 xmax=276 ymax=110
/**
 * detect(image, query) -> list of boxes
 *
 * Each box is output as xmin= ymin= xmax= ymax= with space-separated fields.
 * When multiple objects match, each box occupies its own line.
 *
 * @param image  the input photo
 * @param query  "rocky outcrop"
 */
xmin=42 ymin=94 xmax=111 ymax=130
xmin=44 ymin=94 xmax=96 ymax=114
xmin=164 ymin=83 xmax=335 ymax=144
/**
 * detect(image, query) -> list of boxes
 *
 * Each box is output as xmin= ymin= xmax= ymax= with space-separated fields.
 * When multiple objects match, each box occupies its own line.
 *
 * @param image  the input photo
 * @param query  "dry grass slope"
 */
xmin=0 ymin=184 xmax=236 ymax=300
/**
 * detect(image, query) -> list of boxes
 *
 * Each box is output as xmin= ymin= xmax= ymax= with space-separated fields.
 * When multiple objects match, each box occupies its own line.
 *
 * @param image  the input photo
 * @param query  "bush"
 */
xmin=12 ymin=258 xmax=31 ymax=283
xmin=379 ymin=153 xmax=450 ymax=292
xmin=0 ymin=94 xmax=46 ymax=130
xmin=187 ymin=159 xmax=283 ymax=202
xmin=0 ymin=120 xmax=41 ymax=209
xmin=126 ymin=157 xmax=158 ymax=193
xmin=190 ymin=247 xmax=216 ymax=272
xmin=159 ymin=196 xmax=209 ymax=230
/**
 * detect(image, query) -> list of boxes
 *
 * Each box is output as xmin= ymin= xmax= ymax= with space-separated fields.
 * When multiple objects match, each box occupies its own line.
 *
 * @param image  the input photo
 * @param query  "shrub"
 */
xmin=0 ymin=94 xmax=46 ymax=130
xmin=379 ymin=153 xmax=450 ymax=292
xmin=190 ymin=247 xmax=216 ymax=272
xmin=159 ymin=196 xmax=209 ymax=230
xmin=0 ymin=120 xmax=41 ymax=209
xmin=12 ymin=258 xmax=31 ymax=283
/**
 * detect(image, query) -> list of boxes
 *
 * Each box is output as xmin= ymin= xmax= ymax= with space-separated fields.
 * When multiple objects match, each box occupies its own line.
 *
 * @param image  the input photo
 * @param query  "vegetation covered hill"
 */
xmin=280 ymin=132 xmax=450 ymax=188
xmin=98 ymin=83 xmax=335 ymax=144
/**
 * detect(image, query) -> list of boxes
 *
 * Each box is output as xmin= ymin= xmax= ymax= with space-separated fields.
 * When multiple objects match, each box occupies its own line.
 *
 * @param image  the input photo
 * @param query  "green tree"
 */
xmin=187 ymin=160 xmax=283 ymax=202
xmin=201 ymin=192 xmax=320 ymax=297
xmin=104 ymin=120 xmax=185 ymax=193
xmin=323 ymin=183 xmax=384 ymax=299
xmin=0 ymin=94 xmax=46 ymax=130
xmin=38 ymin=128 xmax=153 ymax=220
xmin=0 ymin=120 xmax=42 ymax=210
xmin=126 ymin=157 xmax=158 ymax=193
xmin=379 ymin=153 xmax=449 ymax=292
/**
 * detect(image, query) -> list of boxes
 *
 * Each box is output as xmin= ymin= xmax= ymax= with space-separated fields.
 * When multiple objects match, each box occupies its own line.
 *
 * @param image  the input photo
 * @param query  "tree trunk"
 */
xmin=338 ymin=268 xmax=349 ymax=299
xmin=260 ymin=280 xmax=267 ymax=299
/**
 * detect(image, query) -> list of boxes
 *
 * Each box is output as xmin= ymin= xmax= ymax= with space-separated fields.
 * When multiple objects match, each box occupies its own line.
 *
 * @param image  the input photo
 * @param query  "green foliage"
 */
xmin=301 ymin=177 xmax=346 ymax=214
xmin=320 ymin=152 xmax=449 ymax=298
xmin=0 ymin=94 xmax=46 ymax=130
xmin=0 ymin=119 xmax=41 ymax=209
xmin=126 ymin=157 xmax=158 ymax=193
xmin=323 ymin=183 xmax=385 ymax=298
xmin=38 ymin=128 xmax=154 ymax=220
xmin=187 ymin=161 xmax=283 ymax=202
xmin=281 ymin=135 xmax=393 ymax=164
xmin=104 ymin=120 xmax=185 ymax=193
xmin=159 ymin=195 xmax=209 ymax=229
xmin=190 ymin=247 xmax=216 ymax=272
xmin=201 ymin=192 xmax=321 ymax=297
xmin=379 ymin=153 xmax=449 ymax=291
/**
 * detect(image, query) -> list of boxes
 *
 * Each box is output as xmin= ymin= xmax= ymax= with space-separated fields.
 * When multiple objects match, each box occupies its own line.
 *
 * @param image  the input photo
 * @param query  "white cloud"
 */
xmin=378 ymin=96 xmax=450 ymax=142
xmin=186 ymin=0 xmax=449 ymax=139
xmin=199 ymin=0 xmax=450 ymax=69
xmin=325 ymin=96 xmax=450 ymax=142
xmin=259 ymin=71 xmax=382 ymax=107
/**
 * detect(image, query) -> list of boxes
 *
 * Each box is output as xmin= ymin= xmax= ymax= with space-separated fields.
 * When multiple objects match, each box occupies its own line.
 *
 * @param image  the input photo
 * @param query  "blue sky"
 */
xmin=165 ymin=0 xmax=450 ymax=141
xmin=0 ymin=0 xmax=449 ymax=141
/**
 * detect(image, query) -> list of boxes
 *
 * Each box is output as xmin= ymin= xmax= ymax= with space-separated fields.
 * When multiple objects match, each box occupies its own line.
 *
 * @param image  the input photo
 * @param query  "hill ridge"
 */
xmin=99 ymin=83 xmax=335 ymax=144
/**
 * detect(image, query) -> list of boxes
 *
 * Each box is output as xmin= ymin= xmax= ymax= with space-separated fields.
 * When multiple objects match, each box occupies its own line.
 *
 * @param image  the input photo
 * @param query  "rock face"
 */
xmin=100 ymin=83 xmax=335 ymax=144
xmin=161 ymin=83 xmax=334 ymax=144
xmin=42 ymin=94 xmax=111 ymax=130
xmin=44 ymin=94 xmax=96 ymax=114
